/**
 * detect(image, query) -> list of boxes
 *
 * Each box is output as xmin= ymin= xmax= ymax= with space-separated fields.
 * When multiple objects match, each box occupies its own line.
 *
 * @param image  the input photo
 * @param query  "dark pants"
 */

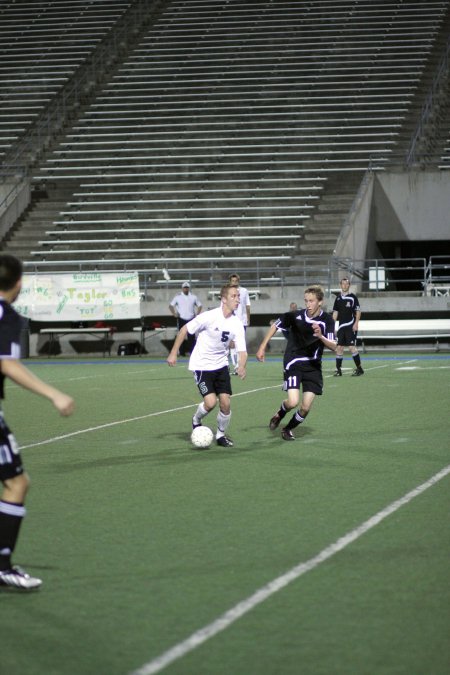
xmin=177 ymin=317 xmax=196 ymax=356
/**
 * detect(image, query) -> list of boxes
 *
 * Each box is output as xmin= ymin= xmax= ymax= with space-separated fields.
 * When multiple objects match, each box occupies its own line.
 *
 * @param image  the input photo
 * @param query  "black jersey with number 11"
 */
xmin=275 ymin=309 xmax=335 ymax=371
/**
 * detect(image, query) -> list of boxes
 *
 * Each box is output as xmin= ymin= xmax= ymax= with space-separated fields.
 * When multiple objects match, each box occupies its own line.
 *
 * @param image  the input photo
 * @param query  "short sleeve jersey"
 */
xmin=169 ymin=292 xmax=202 ymax=321
xmin=186 ymin=307 xmax=246 ymax=371
xmin=235 ymin=286 xmax=250 ymax=326
xmin=332 ymin=293 xmax=360 ymax=330
xmin=275 ymin=309 xmax=335 ymax=371
xmin=0 ymin=299 xmax=22 ymax=399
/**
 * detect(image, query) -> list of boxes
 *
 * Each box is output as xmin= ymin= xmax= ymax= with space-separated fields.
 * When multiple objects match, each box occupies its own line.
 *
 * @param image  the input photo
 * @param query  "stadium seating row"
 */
xmin=1 ymin=0 xmax=449 ymax=282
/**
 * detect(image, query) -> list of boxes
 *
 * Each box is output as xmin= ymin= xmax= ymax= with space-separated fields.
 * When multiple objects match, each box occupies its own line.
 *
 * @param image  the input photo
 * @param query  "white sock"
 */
xmin=216 ymin=410 xmax=231 ymax=438
xmin=193 ymin=402 xmax=209 ymax=425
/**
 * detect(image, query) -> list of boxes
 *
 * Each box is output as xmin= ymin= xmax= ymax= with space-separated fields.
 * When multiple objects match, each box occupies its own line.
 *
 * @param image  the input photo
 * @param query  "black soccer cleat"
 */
xmin=216 ymin=436 xmax=234 ymax=447
xmin=281 ymin=428 xmax=296 ymax=441
xmin=269 ymin=413 xmax=281 ymax=430
xmin=0 ymin=566 xmax=42 ymax=591
xmin=333 ymin=369 xmax=342 ymax=377
xmin=352 ymin=367 xmax=364 ymax=376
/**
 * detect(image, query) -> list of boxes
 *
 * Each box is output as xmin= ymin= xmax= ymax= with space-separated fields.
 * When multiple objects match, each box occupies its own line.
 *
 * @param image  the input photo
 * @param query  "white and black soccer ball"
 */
xmin=191 ymin=425 xmax=214 ymax=449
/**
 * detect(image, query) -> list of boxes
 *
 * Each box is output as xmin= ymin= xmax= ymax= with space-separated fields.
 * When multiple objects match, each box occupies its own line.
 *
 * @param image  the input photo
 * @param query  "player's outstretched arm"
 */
xmin=167 ymin=325 xmax=188 ymax=366
xmin=0 ymin=359 xmax=75 ymax=416
xmin=256 ymin=323 xmax=278 ymax=361
xmin=236 ymin=351 xmax=248 ymax=379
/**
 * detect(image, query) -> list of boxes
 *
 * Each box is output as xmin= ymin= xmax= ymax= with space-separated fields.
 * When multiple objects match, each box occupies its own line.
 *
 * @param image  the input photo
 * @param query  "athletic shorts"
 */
xmin=194 ymin=366 xmax=232 ymax=398
xmin=337 ymin=326 xmax=357 ymax=346
xmin=283 ymin=364 xmax=323 ymax=396
xmin=0 ymin=412 xmax=24 ymax=482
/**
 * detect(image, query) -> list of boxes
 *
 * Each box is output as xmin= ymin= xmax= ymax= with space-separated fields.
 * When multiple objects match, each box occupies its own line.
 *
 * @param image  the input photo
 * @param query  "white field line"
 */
xmin=19 ymin=384 xmax=280 ymax=450
xmin=19 ymin=360 xmax=413 ymax=451
xmin=129 ymin=463 xmax=450 ymax=675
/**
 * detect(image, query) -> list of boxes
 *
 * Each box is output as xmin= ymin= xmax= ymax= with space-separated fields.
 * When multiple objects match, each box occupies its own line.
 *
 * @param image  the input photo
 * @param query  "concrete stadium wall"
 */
xmin=371 ymin=171 xmax=450 ymax=241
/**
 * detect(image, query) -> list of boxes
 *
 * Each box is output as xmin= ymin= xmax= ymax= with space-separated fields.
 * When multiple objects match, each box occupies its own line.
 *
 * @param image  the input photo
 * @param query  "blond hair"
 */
xmin=304 ymin=285 xmax=324 ymax=302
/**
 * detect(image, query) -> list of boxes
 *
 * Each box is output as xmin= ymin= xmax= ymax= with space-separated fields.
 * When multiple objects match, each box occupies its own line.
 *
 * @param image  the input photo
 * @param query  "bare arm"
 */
xmin=256 ymin=322 xmax=279 ymax=362
xmin=235 ymin=351 xmax=248 ymax=379
xmin=167 ymin=325 xmax=189 ymax=366
xmin=1 ymin=359 xmax=74 ymax=416
xmin=169 ymin=304 xmax=178 ymax=318
xmin=353 ymin=310 xmax=361 ymax=331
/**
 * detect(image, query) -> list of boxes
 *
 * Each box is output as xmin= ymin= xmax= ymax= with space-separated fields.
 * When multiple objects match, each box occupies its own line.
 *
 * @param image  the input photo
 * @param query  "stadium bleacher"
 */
xmin=1 ymin=0 xmax=449 ymax=283
xmin=0 ymin=0 xmax=134 ymax=162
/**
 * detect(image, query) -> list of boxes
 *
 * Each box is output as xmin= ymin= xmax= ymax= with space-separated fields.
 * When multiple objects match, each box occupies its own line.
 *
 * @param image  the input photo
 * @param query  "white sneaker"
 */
xmin=0 ymin=566 xmax=42 ymax=590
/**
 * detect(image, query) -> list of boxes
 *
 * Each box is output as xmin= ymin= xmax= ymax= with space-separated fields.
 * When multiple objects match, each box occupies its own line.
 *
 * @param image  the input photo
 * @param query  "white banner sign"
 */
xmin=13 ymin=272 xmax=141 ymax=321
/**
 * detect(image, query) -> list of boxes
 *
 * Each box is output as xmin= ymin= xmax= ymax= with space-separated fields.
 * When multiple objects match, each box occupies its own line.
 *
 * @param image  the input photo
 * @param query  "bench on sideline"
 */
xmin=39 ymin=327 xmax=113 ymax=357
xmin=357 ymin=319 xmax=450 ymax=351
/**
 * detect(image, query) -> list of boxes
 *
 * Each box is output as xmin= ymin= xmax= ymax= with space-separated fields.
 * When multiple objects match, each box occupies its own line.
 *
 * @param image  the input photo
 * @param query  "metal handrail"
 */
xmin=21 ymin=255 xmax=430 ymax=297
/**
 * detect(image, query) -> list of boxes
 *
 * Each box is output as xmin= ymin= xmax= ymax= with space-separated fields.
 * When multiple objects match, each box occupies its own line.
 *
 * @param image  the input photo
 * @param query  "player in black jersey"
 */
xmin=256 ymin=285 xmax=336 ymax=441
xmin=0 ymin=255 xmax=75 ymax=590
xmin=332 ymin=277 xmax=364 ymax=376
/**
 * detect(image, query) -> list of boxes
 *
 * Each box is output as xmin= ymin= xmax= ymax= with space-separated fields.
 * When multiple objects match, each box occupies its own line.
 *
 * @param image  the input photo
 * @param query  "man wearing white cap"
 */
xmin=169 ymin=282 xmax=202 ymax=356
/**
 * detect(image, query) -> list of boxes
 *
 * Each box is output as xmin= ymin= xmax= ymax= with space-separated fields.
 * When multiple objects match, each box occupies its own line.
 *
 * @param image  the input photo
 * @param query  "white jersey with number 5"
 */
xmin=186 ymin=307 xmax=246 ymax=371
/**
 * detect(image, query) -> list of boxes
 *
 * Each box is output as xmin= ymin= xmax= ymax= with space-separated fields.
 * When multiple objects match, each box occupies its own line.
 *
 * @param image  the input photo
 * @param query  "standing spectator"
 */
xmin=256 ymin=285 xmax=336 ymax=441
xmin=228 ymin=273 xmax=251 ymax=374
xmin=169 ymin=282 xmax=202 ymax=356
xmin=332 ymin=277 xmax=364 ymax=376
xmin=0 ymin=254 xmax=75 ymax=590
xmin=167 ymin=284 xmax=247 ymax=447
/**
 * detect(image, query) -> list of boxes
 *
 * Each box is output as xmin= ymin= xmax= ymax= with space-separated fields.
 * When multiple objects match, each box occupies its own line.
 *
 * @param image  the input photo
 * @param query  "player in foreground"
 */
xmin=0 ymin=254 xmax=75 ymax=590
xmin=256 ymin=285 xmax=336 ymax=441
xmin=332 ymin=277 xmax=364 ymax=376
xmin=167 ymin=284 xmax=247 ymax=447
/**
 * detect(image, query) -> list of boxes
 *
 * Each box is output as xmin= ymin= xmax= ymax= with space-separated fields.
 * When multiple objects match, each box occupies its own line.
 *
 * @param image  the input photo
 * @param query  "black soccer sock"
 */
xmin=276 ymin=402 xmax=288 ymax=420
xmin=0 ymin=501 xmax=26 ymax=570
xmin=352 ymin=352 xmax=362 ymax=368
xmin=336 ymin=356 xmax=343 ymax=370
xmin=285 ymin=410 xmax=308 ymax=431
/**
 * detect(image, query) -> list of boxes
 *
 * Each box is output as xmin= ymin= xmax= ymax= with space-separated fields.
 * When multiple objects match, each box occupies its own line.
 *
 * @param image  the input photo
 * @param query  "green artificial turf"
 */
xmin=1 ymin=354 xmax=449 ymax=675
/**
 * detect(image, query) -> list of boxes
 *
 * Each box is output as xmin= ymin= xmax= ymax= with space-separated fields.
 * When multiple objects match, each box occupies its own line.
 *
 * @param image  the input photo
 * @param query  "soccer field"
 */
xmin=2 ymin=353 xmax=450 ymax=675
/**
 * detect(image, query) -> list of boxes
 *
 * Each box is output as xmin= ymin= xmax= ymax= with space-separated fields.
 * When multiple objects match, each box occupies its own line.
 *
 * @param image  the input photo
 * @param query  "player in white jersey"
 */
xmin=167 ymin=284 xmax=247 ymax=447
xmin=228 ymin=273 xmax=250 ymax=374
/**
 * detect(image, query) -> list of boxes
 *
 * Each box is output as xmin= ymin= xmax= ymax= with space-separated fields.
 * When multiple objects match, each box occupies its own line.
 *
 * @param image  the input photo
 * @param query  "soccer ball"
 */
xmin=191 ymin=425 xmax=214 ymax=449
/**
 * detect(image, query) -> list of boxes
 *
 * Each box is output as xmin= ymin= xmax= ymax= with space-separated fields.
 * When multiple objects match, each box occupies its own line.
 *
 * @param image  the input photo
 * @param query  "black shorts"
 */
xmin=0 ymin=413 xmax=24 ymax=482
xmin=337 ymin=326 xmax=357 ymax=347
xmin=283 ymin=364 xmax=323 ymax=396
xmin=194 ymin=366 xmax=232 ymax=398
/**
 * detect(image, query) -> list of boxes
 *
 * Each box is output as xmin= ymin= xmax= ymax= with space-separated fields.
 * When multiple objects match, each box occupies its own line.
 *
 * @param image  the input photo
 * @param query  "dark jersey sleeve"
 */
xmin=0 ymin=302 xmax=22 ymax=399
xmin=274 ymin=311 xmax=296 ymax=334
xmin=0 ymin=302 xmax=21 ymax=358
xmin=324 ymin=312 xmax=336 ymax=340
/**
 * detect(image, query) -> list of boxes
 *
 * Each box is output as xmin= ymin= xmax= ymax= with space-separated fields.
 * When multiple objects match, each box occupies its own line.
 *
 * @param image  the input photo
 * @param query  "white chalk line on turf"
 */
xmin=19 ymin=360 xmax=413 ymax=451
xmin=19 ymin=384 xmax=281 ymax=450
xmin=129 ymin=463 xmax=450 ymax=675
